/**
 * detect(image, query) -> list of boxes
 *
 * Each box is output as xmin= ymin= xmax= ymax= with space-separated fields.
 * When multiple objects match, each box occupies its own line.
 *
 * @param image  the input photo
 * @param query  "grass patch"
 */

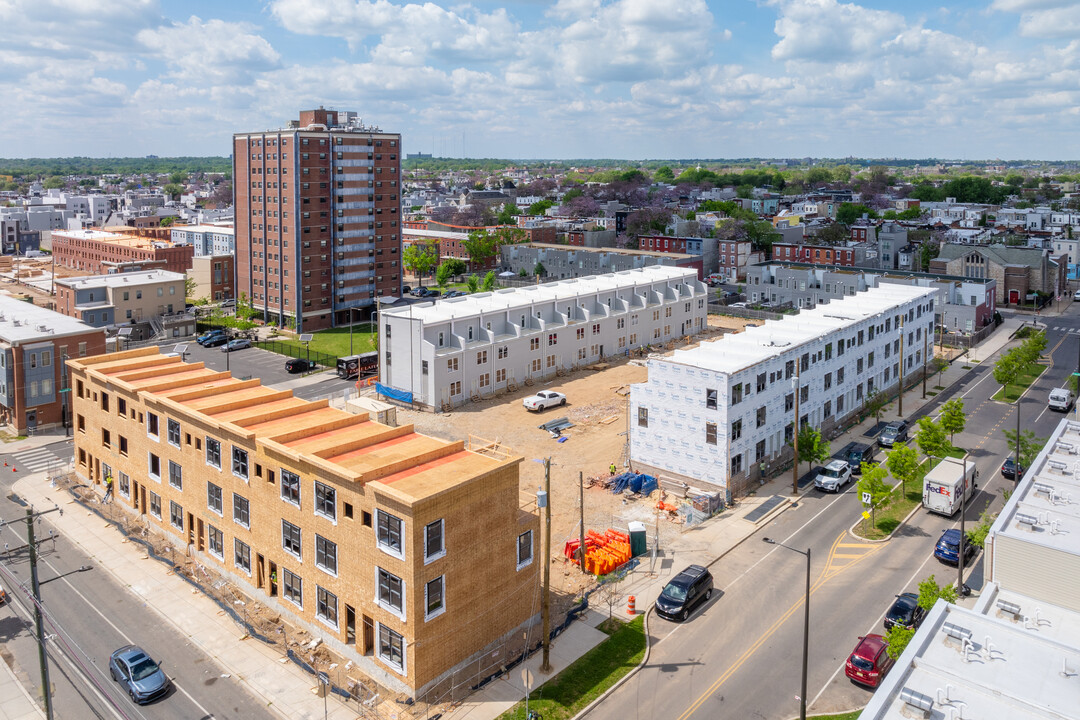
xmin=926 ymin=391 xmax=938 ymax=396
xmin=809 ymin=713 xmax=862 ymax=720
xmin=990 ymin=362 xmax=1046 ymax=402
xmin=497 ymin=615 xmax=647 ymax=720
xmin=858 ymin=457 xmax=944 ymax=540
xmin=271 ymin=325 xmax=378 ymax=358
xmin=961 ymin=365 xmax=973 ymax=370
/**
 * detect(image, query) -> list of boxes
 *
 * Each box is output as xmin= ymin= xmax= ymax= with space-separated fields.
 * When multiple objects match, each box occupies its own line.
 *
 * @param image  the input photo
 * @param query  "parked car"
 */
xmin=1048 ymin=387 xmax=1075 ymax=412
xmin=845 ymin=634 xmax=894 ymax=688
xmin=654 ymin=565 xmax=713 ymax=622
xmin=814 ymin=460 xmax=853 ymax=493
xmin=1074 ymin=289 xmax=1080 ymax=301
xmin=729 ymin=302 xmax=747 ymax=308
xmin=285 ymin=358 xmax=315 ymax=373
xmin=401 ymin=285 xmax=412 ymax=294
xmin=221 ymin=338 xmax=251 ymax=352
xmin=197 ymin=329 xmax=226 ymax=346
xmin=878 ymin=420 xmax=908 ymax=448
xmin=1001 ymin=457 xmax=1025 ymax=480
xmin=837 ymin=442 xmax=876 ymax=474
xmin=201 ymin=334 xmax=229 ymax=348
xmin=444 ymin=290 xmax=466 ymax=298
xmin=425 ymin=289 xmax=442 ymax=298
xmin=934 ymin=528 xmax=976 ymax=566
xmin=220 ymin=298 xmax=236 ymax=309
xmin=523 ymin=390 xmax=566 ymax=412
xmin=410 ymin=287 xmax=429 ymax=297
xmin=884 ymin=592 xmax=926 ymax=631
xmin=109 ymin=645 xmax=170 ymax=704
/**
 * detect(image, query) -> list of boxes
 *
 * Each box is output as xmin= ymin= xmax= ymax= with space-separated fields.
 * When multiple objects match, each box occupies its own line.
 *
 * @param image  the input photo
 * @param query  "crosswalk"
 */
xmin=5 ymin=446 xmax=69 ymax=473
xmin=1047 ymin=326 xmax=1080 ymax=334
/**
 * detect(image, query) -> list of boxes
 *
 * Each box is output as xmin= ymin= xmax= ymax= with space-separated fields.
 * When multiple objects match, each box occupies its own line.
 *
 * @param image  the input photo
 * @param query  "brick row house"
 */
xmin=68 ymin=348 xmax=540 ymax=697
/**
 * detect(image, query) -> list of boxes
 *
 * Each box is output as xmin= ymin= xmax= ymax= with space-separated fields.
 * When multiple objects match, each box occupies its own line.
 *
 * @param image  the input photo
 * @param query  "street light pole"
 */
xmin=958 ymin=453 xmax=969 ymax=596
xmin=922 ymin=332 xmax=927 ymax=399
xmin=792 ymin=363 xmax=800 ymax=496
xmin=764 ymin=538 xmax=810 ymax=720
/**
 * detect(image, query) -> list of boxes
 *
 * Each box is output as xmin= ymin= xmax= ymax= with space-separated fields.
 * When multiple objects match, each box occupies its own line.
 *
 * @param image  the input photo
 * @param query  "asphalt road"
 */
xmin=593 ymin=308 xmax=1079 ymax=720
xmin=0 ymin=439 xmax=274 ymax=720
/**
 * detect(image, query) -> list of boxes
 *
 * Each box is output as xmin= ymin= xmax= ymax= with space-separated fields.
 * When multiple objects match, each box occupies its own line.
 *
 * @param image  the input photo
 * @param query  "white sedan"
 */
xmin=523 ymin=390 xmax=567 ymax=412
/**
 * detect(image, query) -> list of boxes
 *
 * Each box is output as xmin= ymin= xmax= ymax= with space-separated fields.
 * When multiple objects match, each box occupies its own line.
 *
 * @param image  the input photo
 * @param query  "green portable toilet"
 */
xmin=628 ymin=521 xmax=647 ymax=557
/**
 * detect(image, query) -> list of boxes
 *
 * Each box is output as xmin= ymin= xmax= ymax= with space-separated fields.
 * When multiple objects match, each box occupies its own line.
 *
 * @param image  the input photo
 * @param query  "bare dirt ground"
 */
xmin=395 ymin=316 xmax=738 ymax=599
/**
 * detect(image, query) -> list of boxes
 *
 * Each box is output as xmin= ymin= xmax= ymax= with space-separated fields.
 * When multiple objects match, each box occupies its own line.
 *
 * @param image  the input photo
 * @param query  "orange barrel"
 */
xmin=627 ymin=596 xmax=636 ymax=615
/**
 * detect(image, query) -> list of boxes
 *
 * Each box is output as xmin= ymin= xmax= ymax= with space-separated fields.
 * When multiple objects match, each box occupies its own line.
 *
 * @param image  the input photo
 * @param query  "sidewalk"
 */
xmin=0 ymin=662 xmax=44 ymax=720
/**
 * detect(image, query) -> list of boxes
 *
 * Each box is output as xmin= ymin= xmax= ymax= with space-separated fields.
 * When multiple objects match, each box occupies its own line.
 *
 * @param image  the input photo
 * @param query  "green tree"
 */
xmin=858 ymin=462 xmax=892 ymax=528
xmin=235 ymin=292 xmax=257 ymax=321
xmin=993 ymin=349 xmax=1022 ymax=401
xmin=402 ymin=240 xmax=439 ymax=287
xmin=527 ymin=199 xmax=553 ymax=216
xmin=466 ymin=274 xmax=480 ymax=293
xmin=461 ymin=230 xmax=500 ymax=271
xmin=168 ymin=171 xmax=188 ymax=185
xmin=159 ymin=216 xmax=174 ymax=227
xmin=885 ymin=442 xmax=920 ymax=497
xmin=1003 ymin=428 xmax=1046 ymax=468
xmin=163 ymin=182 xmax=183 ymax=200
xmin=481 ymin=270 xmax=496 ymax=292
xmin=653 ymin=166 xmax=675 ymax=183
xmin=885 ymin=625 xmax=915 ymax=660
xmin=518 ymin=267 xmax=528 ymax=278
xmin=917 ymin=574 xmax=958 ymax=610
xmin=42 ymin=176 xmax=65 ymax=189
xmin=534 ymin=261 xmax=547 ymax=278
xmin=915 ymin=416 xmax=948 ymax=465
xmin=793 ymin=425 xmax=830 ymax=478
xmin=863 ymin=389 xmax=890 ymax=425
xmin=184 ymin=276 xmax=198 ymax=299
xmin=435 ymin=258 xmax=467 ymax=287
xmin=1020 ymin=329 xmax=1047 ymax=364
xmin=836 ymin=203 xmax=878 ymax=225
xmin=938 ymin=398 xmax=966 ymax=447
xmin=496 ymin=203 xmax=516 ymax=225
xmin=932 ymin=356 xmax=949 ymax=387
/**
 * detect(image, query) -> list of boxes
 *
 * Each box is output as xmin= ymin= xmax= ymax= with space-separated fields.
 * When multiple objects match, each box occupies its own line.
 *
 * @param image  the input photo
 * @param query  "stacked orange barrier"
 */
xmin=565 ymin=529 xmax=632 ymax=576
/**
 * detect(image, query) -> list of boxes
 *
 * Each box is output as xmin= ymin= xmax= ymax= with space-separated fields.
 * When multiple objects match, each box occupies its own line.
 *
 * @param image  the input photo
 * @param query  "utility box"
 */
xmin=628 ymin=521 xmax=647 ymax=557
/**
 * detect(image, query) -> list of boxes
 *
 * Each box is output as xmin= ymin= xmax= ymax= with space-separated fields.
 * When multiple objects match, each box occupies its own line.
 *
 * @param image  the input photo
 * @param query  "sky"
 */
xmin=2 ymin=0 xmax=1079 ymax=161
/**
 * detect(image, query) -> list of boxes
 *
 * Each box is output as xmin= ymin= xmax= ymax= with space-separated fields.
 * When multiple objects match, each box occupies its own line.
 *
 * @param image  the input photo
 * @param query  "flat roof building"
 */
xmin=0 ymin=294 xmax=105 ymax=434
xmin=68 ymin=348 xmax=538 ymax=698
xmin=500 ymin=242 xmax=703 ymax=281
xmin=55 ymin=270 xmax=187 ymax=328
xmin=380 ymin=266 xmax=707 ymax=410
xmin=631 ymin=285 xmax=936 ymax=496
xmin=170 ymin=224 xmax=235 ymax=256
xmin=52 ymin=228 xmax=195 ymax=275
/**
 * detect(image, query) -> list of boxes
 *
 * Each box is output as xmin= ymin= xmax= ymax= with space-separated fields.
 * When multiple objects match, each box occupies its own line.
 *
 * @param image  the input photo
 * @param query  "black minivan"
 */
xmin=654 ymin=565 xmax=713 ymax=621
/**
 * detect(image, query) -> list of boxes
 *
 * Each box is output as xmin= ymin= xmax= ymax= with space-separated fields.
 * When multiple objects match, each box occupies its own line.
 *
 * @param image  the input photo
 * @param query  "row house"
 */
xmin=771 ymin=242 xmax=868 ymax=267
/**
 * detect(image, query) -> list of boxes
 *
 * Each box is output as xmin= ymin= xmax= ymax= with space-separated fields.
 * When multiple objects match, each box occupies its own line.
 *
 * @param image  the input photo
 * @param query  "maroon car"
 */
xmin=845 ymin=634 xmax=895 ymax=688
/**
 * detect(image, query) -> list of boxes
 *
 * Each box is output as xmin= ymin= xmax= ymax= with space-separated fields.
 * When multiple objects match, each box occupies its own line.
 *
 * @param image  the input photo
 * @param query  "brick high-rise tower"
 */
xmin=233 ymin=108 xmax=402 ymax=331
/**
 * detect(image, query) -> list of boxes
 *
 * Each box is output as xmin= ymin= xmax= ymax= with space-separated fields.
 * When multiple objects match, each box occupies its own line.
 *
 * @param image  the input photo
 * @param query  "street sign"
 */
xmin=862 ymin=511 xmax=870 ymax=519
xmin=58 ymin=388 xmax=71 ymax=393
xmin=861 ymin=492 xmax=872 ymax=504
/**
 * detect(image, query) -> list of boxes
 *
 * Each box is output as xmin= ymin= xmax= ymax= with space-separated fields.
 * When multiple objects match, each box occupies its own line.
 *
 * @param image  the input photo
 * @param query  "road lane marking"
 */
xmin=676 ymin=533 xmax=883 ymax=720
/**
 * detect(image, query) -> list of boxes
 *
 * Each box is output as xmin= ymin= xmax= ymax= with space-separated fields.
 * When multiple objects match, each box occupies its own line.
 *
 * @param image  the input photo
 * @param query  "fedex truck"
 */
xmin=922 ymin=456 xmax=978 ymax=516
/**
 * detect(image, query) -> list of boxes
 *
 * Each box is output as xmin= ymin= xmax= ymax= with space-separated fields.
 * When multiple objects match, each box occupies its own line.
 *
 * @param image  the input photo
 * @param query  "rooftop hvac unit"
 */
xmin=899 ymin=687 xmax=934 ymax=716
xmin=1033 ymin=481 xmax=1054 ymax=495
xmin=1016 ymin=512 xmax=1038 ymax=528
xmin=942 ymin=622 xmax=972 ymax=642
xmin=996 ymin=599 xmax=1022 ymax=618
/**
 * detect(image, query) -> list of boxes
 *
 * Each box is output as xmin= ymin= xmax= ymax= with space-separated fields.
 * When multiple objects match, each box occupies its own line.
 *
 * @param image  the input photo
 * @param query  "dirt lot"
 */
xmin=395 ymin=317 xmax=737 ymax=597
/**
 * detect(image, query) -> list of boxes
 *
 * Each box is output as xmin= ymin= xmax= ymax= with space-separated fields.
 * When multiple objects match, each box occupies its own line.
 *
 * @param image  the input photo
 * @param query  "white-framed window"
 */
xmin=207 ymin=482 xmax=223 ymax=515
xmin=168 ymin=460 xmax=182 ymax=490
xmin=206 ymin=437 xmax=221 ymax=469
xmin=376 ymin=567 xmax=405 ymax=619
xmin=148 ymin=453 xmax=161 ymax=481
xmin=281 ymin=469 xmax=301 ymax=506
xmin=424 ymin=519 xmax=445 ymax=563
xmin=232 ymin=447 xmax=249 ymax=480
xmin=282 ymin=568 xmax=302 ymax=608
xmin=146 ymin=412 xmax=159 ymax=440
xmin=282 ymin=519 xmax=302 ymax=558
xmin=377 ymin=622 xmax=405 ymax=674
xmin=118 ymin=472 xmax=130 ymax=499
xmin=149 ymin=491 xmax=161 ymax=519
xmin=316 ymin=586 xmax=338 ymax=629
xmin=315 ymin=534 xmax=337 ymax=575
xmin=517 ymin=530 xmax=533 ymax=570
xmin=376 ymin=510 xmax=404 ymax=559
xmin=234 ymin=538 xmax=251 ymax=574
xmin=167 ymin=418 xmax=181 ymax=447
xmin=425 ymin=576 xmax=445 ymax=620
xmin=207 ymin=524 xmax=224 ymax=559
xmin=314 ymin=481 xmax=336 ymax=521
xmin=233 ymin=493 xmax=250 ymax=528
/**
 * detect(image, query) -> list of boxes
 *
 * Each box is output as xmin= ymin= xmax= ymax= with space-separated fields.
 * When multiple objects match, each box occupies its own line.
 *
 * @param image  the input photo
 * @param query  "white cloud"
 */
xmin=137 ymin=16 xmax=281 ymax=83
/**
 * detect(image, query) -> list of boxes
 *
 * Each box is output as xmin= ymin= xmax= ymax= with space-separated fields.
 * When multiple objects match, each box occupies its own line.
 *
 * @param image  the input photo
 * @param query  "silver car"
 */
xmin=109 ymin=645 xmax=170 ymax=704
xmin=814 ymin=460 xmax=853 ymax=492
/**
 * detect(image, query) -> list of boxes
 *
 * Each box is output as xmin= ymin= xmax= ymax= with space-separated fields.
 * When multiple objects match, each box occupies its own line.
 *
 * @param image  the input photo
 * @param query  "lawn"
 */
xmin=858 ymin=457 xmax=944 ymax=540
xmin=496 ymin=615 xmax=647 ymax=720
xmin=809 ymin=712 xmax=861 ymax=720
xmin=268 ymin=324 xmax=378 ymax=359
xmin=991 ymin=362 xmax=1046 ymax=402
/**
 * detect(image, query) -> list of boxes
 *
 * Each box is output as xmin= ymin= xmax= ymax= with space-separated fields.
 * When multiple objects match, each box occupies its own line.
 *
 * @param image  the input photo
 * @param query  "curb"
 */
xmin=848 ymin=496 xmax=924 ymax=543
xmin=571 ymin=607 xmax=654 ymax=720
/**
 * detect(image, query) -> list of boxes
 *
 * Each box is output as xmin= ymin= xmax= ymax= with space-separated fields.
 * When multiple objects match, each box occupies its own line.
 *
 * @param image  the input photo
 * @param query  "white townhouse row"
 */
xmin=379 ymin=266 xmax=708 ymax=410
xmin=629 ymin=285 xmax=937 ymax=495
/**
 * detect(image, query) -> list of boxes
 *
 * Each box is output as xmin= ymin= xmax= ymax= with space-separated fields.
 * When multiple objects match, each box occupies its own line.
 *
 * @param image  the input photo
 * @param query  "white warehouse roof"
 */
xmin=383 ymin=266 xmax=699 ymax=325
xmin=667 ymin=284 xmax=936 ymax=375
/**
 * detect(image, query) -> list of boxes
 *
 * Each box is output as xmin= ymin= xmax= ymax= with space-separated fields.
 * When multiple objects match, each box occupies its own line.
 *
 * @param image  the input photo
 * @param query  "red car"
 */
xmin=845 ymin=634 xmax=894 ymax=688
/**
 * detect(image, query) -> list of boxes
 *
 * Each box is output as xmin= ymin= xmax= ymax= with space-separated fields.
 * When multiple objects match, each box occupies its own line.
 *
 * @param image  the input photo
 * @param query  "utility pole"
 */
xmin=922 ymin=332 xmax=928 ymax=399
xmin=541 ymin=457 xmax=552 ymax=673
xmin=578 ymin=471 xmax=585 ymax=573
xmin=792 ymin=363 xmax=800 ymax=496
xmin=959 ymin=454 xmax=968 ymax=596
xmin=898 ymin=316 xmax=905 ymax=417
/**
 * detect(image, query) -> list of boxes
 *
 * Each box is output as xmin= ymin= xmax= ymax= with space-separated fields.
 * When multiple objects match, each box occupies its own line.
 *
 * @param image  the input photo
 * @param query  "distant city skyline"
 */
xmin=3 ymin=0 xmax=1079 ymax=161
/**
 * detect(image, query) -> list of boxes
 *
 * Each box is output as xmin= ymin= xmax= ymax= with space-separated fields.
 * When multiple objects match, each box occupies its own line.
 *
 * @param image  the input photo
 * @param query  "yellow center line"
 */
xmin=676 ymin=532 xmax=883 ymax=720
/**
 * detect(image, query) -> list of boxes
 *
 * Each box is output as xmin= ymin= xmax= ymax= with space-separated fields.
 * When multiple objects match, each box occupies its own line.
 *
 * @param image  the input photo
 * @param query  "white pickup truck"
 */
xmin=523 ymin=390 xmax=567 ymax=412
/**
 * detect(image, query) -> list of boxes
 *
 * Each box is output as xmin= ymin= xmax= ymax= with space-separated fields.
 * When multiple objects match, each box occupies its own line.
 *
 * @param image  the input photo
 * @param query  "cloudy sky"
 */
xmin=2 ymin=0 xmax=1078 ymax=160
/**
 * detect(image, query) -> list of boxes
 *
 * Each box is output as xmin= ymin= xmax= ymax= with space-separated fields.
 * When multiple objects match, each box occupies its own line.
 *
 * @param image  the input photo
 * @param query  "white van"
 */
xmin=1049 ymin=387 xmax=1075 ymax=412
xmin=923 ymin=456 xmax=978 ymax=516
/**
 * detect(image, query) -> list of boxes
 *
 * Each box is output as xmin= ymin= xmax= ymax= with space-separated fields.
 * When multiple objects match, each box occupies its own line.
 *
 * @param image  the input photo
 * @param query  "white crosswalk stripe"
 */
xmin=7 ymin=447 xmax=66 ymax=472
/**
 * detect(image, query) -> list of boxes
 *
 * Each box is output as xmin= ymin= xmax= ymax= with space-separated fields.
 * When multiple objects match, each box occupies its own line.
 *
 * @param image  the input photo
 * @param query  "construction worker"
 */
xmin=609 ymin=462 xmax=617 ymax=476
xmin=103 ymin=475 xmax=113 ymax=504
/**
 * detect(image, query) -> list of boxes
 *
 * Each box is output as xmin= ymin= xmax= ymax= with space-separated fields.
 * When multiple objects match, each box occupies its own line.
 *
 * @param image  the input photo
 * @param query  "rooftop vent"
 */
xmin=996 ymin=599 xmax=1022 ymax=618
xmin=942 ymin=622 xmax=972 ymax=642
xmin=1033 ymin=481 xmax=1054 ymax=495
xmin=1016 ymin=512 xmax=1038 ymax=527
xmin=900 ymin=687 xmax=934 ymax=715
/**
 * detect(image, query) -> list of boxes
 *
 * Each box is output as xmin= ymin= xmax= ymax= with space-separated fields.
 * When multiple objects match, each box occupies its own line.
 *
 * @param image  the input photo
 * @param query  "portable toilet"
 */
xmin=628 ymin=521 xmax=648 ymax=557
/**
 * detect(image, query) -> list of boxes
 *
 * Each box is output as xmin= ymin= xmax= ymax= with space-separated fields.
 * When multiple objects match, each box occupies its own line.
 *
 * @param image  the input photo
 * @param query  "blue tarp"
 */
xmin=376 ymin=383 xmax=413 ymax=403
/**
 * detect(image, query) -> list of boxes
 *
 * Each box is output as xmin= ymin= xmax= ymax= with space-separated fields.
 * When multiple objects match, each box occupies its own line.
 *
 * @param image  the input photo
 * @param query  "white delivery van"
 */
xmin=1049 ymin=387 xmax=1075 ymax=412
xmin=923 ymin=456 xmax=978 ymax=516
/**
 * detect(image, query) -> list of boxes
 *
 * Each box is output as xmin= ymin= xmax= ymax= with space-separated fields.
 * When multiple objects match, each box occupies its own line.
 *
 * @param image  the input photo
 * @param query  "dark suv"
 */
xmin=878 ymin=420 xmax=908 ymax=448
xmin=837 ymin=442 xmax=876 ymax=474
xmin=654 ymin=565 xmax=713 ymax=622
